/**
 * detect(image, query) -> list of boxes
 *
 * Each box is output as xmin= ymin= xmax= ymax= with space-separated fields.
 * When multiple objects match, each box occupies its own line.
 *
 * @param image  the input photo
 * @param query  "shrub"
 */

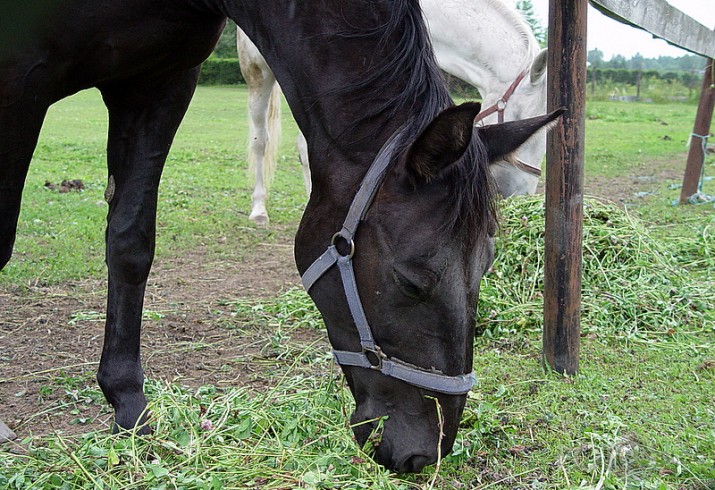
xmin=198 ymin=58 xmax=244 ymax=85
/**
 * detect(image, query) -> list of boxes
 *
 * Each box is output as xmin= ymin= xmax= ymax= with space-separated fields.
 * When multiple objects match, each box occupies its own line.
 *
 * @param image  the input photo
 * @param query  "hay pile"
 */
xmin=477 ymin=196 xmax=713 ymax=341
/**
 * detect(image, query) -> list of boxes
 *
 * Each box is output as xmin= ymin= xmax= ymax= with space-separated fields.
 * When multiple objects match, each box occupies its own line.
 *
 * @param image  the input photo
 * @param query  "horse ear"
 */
xmin=530 ymin=48 xmax=548 ymax=83
xmin=478 ymin=108 xmax=566 ymax=162
xmin=404 ymin=102 xmax=482 ymax=182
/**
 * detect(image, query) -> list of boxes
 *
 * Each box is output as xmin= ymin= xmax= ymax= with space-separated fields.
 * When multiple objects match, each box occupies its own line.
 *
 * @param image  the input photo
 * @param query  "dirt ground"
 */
xmin=0 ymin=236 xmax=312 ymax=441
xmin=0 ymin=157 xmax=686 ymax=441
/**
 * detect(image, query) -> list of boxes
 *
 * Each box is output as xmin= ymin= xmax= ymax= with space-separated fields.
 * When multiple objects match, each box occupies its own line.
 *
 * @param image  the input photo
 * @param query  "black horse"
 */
xmin=0 ymin=0 xmax=561 ymax=472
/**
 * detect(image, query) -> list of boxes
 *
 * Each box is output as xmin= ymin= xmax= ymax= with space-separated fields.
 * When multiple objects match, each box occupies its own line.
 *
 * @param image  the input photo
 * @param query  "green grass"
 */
xmin=3 ymin=86 xmax=306 ymax=284
xmin=5 ymin=90 xmax=712 ymax=284
xmin=1 ymin=87 xmax=714 ymax=488
xmin=2 ymin=285 xmax=713 ymax=489
xmin=585 ymin=100 xmax=700 ymax=179
xmin=483 ymin=197 xmax=714 ymax=338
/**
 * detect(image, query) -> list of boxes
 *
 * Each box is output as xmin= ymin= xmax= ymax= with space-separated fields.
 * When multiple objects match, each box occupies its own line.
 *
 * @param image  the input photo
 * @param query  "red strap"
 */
xmin=474 ymin=68 xmax=529 ymax=125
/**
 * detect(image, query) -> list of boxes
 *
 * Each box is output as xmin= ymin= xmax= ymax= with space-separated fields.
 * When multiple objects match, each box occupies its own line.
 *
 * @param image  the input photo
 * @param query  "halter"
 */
xmin=301 ymin=126 xmax=476 ymax=396
xmin=474 ymin=68 xmax=542 ymax=178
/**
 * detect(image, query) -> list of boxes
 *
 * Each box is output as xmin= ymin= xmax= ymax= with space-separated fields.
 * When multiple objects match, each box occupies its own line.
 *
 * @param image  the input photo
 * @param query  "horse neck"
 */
xmin=221 ymin=0 xmax=451 ymax=193
xmin=422 ymin=0 xmax=540 ymax=102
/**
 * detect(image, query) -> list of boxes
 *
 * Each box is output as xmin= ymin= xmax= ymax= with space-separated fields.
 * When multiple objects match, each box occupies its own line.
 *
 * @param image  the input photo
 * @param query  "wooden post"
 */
xmin=680 ymin=58 xmax=714 ymax=204
xmin=543 ymin=0 xmax=587 ymax=375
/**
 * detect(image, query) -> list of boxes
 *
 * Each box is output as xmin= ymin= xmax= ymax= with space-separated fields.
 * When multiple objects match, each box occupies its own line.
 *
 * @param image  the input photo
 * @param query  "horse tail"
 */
xmin=261 ymin=82 xmax=282 ymax=190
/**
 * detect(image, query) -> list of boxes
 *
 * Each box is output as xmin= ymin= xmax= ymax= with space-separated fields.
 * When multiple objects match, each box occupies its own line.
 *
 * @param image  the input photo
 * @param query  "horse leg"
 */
xmin=238 ymin=29 xmax=280 ymax=225
xmin=296 ymin=131 xmax=312 ymax=196
xmin=96 ymin=68 xmax=199 ymax=432
xmin=0 ymin=95 xmax=49 ymax=270
xmin=245 ymin=76 xmax=280 ymax=225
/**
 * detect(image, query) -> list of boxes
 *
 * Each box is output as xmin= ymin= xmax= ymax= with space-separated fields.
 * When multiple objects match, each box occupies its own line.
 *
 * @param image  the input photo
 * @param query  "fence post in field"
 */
xmin=680 ymin=58 xmax=715 ymax=204
xmin=543 ymin=0 xmax=587 ymax=375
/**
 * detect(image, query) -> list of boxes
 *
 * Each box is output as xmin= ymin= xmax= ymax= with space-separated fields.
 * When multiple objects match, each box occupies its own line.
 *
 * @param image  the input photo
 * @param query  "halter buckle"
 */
xmin=362 ymin=345 xmax=387 ymax=371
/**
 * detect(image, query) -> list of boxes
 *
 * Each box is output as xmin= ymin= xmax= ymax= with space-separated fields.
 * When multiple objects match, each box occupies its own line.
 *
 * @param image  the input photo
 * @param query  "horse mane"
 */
xmin=475 ymin=0 xmax=541 ymax=77
xmin=338 ymin=0 xmax=497 ymax=240
xmin=335 ymin=0 xmax=452 ymax=136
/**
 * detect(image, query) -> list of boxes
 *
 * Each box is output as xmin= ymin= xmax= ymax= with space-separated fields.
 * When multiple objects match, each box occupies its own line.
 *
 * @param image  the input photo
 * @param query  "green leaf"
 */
xmin=147 ymin=464 xmax=170 ymax=478
xmin=107 ymin=447 xmax=119 ymax=468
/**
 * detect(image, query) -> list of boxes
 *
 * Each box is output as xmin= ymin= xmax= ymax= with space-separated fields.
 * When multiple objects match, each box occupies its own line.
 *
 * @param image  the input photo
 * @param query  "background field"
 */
xmin=1 ymin=86 xmax=713 ymax=489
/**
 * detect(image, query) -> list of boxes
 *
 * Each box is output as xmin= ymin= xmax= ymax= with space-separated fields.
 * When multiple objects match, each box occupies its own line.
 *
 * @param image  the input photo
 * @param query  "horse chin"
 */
xmin=373 ymin=440 xmax=437 ymax=474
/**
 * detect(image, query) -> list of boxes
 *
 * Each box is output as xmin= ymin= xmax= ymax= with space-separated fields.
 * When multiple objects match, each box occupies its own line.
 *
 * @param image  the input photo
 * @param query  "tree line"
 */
xmin=588 ymin=48 xmax=705 ymax=72
xmin=200 ymin=6 xmax=708 ymax=94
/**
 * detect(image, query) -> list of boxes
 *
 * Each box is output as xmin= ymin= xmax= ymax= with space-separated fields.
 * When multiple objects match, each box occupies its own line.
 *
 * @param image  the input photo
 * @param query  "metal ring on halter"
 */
xmin=362 ymin=345 xmax=387 ymax=370
xmin=331 ymin=232 xmax=355 ymax=259
xmin=496 ymin=99 xmax=507 ymax=111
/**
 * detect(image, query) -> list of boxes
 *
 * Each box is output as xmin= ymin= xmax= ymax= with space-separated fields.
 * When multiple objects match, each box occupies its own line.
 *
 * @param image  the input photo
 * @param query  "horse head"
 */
xmin=486 ymin=48 xmax=550 ymax=197
xmin=296 ymin=103 xmax=563 ymax=472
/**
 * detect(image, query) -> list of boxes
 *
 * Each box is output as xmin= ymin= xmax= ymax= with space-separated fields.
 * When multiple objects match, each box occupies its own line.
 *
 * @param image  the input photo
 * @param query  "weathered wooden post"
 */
xmin=680 ymin=58 xmax=715 ymax=203
xmin=543 ymin=0 xmax=588 ymax=375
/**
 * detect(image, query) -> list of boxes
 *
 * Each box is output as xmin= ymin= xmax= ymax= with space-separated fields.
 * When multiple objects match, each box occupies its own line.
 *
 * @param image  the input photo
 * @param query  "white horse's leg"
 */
xmin=297 ymin=131 xmax=311 ymax=196
xmin=238 ymin=27 xmax=281 ymax=225
xmin=247 ymin=83 xmax=280 ymax=225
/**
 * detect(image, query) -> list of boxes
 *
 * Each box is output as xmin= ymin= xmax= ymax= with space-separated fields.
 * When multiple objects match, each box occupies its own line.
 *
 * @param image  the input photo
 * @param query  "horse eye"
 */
xmin=391 ymin=265 xmax=436 ymax=300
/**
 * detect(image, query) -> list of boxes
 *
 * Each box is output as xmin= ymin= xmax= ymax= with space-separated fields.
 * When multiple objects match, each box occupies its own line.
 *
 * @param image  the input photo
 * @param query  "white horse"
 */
xmin=238 ymin=0 xmax=548 ymax=224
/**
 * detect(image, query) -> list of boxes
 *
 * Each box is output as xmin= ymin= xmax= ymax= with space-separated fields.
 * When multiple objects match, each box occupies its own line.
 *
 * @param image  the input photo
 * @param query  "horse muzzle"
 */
xmin=347 ymin=370 xmax=467 ymax=473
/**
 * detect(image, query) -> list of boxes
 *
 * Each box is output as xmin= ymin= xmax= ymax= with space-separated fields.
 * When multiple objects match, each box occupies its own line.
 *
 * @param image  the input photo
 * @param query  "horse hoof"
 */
xmin=111 ymin=410 xmax=152 ymax=436
xmin=249 ymin=213 xmax=269 ymax=226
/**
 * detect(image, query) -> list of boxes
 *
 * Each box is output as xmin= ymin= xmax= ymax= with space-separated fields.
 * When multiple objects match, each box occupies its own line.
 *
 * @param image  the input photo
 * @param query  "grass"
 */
xmin=2 ymin=286 xmax=713 ymax=488
xmin=1 ymin=86 xmax=714 ymax=488
xmin=479 ymin=196 xmax=714 ymax=341
xmin=3 ymin=86 xmax=306 ymax=284
xmin=584 ymin=100 xmax=700 ymax=179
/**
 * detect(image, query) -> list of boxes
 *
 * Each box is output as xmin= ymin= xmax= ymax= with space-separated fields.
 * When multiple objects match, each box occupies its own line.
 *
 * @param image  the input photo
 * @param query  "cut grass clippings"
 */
xmin=478 ymin=195 xmax=715 ymax=344
xmin=0 ymin=376 xmax=407 ymax=489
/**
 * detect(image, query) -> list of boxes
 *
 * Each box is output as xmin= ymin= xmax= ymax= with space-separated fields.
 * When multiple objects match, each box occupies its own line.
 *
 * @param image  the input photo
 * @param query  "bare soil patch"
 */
xmin=0 ymin=229 xmax=328 ymax=440
xmin=539 ymin=155 xmax=686 ymax=205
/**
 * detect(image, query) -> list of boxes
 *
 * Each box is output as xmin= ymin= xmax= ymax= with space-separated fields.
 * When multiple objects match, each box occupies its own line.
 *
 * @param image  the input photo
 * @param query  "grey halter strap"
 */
xmin=301 ymin=127 xmax=476 ymax=396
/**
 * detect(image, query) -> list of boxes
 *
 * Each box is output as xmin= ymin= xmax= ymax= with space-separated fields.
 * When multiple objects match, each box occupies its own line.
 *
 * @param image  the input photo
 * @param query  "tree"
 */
xmin=609 ymin=55 xmax=627 ymax=69
xmin=587 ymin=48 xmax=604 ymax=68
xmin=211 ymin=22 xmax=238 ymax=59
xmin=515 ymin=0 xmax=547 ymax=47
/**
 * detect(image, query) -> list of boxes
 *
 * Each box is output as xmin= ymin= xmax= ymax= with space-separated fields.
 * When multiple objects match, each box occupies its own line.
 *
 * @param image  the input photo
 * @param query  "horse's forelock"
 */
xmin=394 ymin=0 xmax=496 ymax=240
